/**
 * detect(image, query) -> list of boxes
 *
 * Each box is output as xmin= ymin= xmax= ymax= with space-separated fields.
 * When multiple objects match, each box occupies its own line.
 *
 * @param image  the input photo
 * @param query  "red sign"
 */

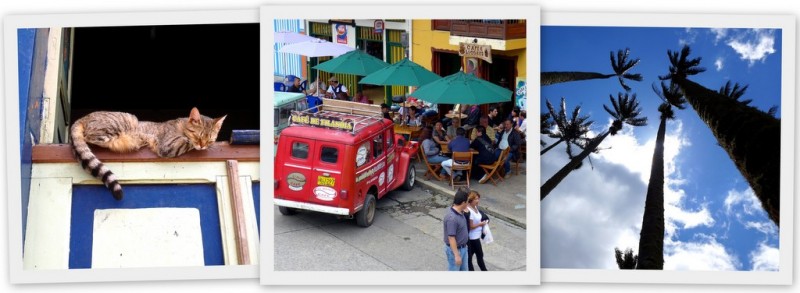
xmin=374 ymin=20 xmax=384 ymax=34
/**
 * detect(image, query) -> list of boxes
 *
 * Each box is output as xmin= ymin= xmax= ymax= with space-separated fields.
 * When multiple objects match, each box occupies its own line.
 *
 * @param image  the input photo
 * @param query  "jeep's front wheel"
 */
xmin=355 ymin=193 xmax=376 ymax=227
xmin=278 ymin=206 xmax=298 ymax=216
xmin=401 ymin=165 xmax=415 ymax=191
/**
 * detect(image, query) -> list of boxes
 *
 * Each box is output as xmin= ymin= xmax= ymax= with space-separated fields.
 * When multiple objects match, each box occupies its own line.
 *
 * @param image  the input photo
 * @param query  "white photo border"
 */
xmin=4 ymin=9 xmax=260 ymax=284
xmin=540 ymin=11 xmax=795 ymax=285
xmin=260 ymin=4 xmax=541 ymax=285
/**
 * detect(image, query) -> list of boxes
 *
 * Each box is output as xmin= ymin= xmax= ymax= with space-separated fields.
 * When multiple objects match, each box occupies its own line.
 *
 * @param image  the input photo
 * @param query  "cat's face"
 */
xmin=185 ymin=107 xmax=226 ymax=150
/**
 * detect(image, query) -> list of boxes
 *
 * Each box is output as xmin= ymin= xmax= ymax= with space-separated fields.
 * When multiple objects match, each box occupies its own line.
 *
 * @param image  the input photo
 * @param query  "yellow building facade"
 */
xmin=411 ymin=19 xmax=527 ymax=115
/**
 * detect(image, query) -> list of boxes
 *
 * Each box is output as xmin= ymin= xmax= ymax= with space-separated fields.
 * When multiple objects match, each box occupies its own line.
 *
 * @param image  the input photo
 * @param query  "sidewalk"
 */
xmin=412 ymin=159 xmax=528 ymax=229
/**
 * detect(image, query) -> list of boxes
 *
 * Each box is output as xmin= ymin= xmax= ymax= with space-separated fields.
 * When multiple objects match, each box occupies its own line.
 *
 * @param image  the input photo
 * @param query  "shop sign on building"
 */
xmin=458 ymin=42 xmax=492 ymax=63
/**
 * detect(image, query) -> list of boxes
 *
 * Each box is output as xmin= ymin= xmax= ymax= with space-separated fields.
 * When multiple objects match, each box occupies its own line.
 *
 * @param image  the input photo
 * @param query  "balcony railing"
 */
xmin=432 ymin=19 xmax=526 ymax=40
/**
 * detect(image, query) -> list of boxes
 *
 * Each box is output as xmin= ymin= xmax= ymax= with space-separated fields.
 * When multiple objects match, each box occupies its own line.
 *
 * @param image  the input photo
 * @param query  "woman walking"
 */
xmin=465 ymin=191 xmax=489 ymax=271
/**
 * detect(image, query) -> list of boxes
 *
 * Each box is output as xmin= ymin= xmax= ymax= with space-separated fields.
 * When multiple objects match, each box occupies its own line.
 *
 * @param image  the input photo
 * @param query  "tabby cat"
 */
xmin=70 ymin=107 xmax=226 ymax=200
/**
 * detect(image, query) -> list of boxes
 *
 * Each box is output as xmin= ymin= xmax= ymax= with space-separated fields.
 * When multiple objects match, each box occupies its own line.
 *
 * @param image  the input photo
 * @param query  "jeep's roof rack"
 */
xmin=291 ymin=98 xmax=385 ymax=135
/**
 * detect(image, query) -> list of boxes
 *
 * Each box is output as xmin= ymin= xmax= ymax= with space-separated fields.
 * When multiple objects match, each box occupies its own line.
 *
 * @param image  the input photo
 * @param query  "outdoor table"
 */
xmin=444 ymin=112 xmax=468 ymax=119
xmin=394 ymin=124 xmax=421 ymax=136
xmin=440 ymin=146 xmax=479 ymax=156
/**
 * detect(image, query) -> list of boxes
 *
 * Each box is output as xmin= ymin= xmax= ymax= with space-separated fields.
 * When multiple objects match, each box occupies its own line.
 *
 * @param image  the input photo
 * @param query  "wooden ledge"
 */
xmin=33 ymin=142 xmax=259 ymax=163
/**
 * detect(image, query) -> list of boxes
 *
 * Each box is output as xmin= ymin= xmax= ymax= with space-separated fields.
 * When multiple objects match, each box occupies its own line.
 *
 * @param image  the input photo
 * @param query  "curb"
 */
xmin=415 ymin=176 xmax=527 ymax=230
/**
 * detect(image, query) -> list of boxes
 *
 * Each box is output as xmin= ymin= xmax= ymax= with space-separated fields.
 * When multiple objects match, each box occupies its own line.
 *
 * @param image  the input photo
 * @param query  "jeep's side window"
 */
xmin=386 ymin=129 xmax=394 ymax=149
xmin=356 ymin=142 xmax=370 ymax=168
xmin=291 ymin=141 xmax=309 ymax=159
xmin=279 ymin=104 xmax=293 ymax=128
xmin=373 ymin=134 xmax=384 ymax=159
xmin=320 ymin=146 xmax=338 ymax=164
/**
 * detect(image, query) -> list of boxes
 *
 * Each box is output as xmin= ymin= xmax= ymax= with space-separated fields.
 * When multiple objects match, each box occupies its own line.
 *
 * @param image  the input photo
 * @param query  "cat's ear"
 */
xmin=190 ymin=107 xmax=201 ymax=125
xmin=214 ymin=115 xmax=227 ymax=129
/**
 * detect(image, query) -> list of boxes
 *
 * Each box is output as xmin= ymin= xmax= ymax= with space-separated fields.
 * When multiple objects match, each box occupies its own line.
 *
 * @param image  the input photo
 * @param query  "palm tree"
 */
xmin=661 ymin=45 xmax=781 ymax=226
xmin=541 ymin=98 xmax=593 ymax=157
xmin=542 ymin=48 xmax=644 ymax=91
xmin=718 ymin=81 xmax=752 ymax=106
xmin=541 ymin=93 xmax=648 ymax=200
xmin=614 ymin=247 xmax=638 ymax=270
xmin=541 ymin=112 xmax=554 ymax=147
xmin=636 ymin=82 xmax=685 ymax=270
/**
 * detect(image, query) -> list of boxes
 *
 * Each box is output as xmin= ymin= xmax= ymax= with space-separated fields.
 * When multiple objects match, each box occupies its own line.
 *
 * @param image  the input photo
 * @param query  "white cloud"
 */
xmin=726 ymin=29 xmax=776 ymax=66
xmin=541 ymin=119 xmax=719 ymax=269
xmin=714 ymin=57 xmax=724 ymax=71
xmin=750 ymin=242 xmax=779 ymax=271
xmin=710 ymin=28 xmax=728 ymax=45
xmin=744 ymin=221 xmax=778 ymax=236
xmin=664 ymin=235 xmax=740 ymax=271
xmin=679 ymin=28 xmax=699 ymax=46
xmin=723 ymin=188 xmax=763 ymax=216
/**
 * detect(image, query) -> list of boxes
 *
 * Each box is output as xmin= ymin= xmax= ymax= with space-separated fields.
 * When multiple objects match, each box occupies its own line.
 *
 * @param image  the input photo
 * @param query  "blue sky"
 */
xmin=540 ymin=26 xmax=781 ymax=270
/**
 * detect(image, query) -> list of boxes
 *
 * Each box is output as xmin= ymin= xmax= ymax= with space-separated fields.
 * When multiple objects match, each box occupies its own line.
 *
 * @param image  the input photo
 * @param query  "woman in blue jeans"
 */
xmin=421 ymin=129 xmax=449 ymax=164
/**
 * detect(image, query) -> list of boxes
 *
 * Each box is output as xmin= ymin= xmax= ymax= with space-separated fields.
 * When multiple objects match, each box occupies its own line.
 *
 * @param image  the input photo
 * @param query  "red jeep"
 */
xmin=274 ymin=99 xmax=419 ymax=227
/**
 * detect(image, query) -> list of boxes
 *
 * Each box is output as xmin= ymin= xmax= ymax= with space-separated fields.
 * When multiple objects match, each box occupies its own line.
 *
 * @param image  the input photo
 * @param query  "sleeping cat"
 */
xmin=70 ymin=107 xmax=226 ymax=200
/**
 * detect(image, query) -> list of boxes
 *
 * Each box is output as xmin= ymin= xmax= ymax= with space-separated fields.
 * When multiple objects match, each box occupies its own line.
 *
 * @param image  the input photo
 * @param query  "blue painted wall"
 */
xmin=17 ymin=28 xmax=39 ymax=248
xmin=274 ymin=19 xmax=305 ymax=78
xmin=252 ymin=182 xmax=260 ymax=236
xmin=68 ymin=184 xmax=224 ymax=268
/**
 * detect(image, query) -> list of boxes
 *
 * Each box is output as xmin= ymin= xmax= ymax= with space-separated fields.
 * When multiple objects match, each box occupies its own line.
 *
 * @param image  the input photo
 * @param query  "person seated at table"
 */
xmin=287 ymin=76 xmax=305 ymax=94
xmin=463 ymin=104 xmax=481 ymax=132
xmin=405 ymin=106 xmax=422 ymax=127
xmin=380 ymin=103 xmax=392 ymax=121
xmin=470 ymin=116 xmax=496 ymax=143
xmin=446 ymin=115 xmax=462 ymax=139
xmin=355 ymin=91 xmax=370 ymax=104
xmin=495 ymin=119 xmax=523 ymax=178
xmin=417 ymin=100 xmax=438 ymax=118
xmin=305 ymin=78 xmax=326 ymax=113
xmin=470 ymin=125 xmax=499 ymax=183
xmin=432 ymin=121 xmax=450 ymax=145
xmin=326 ymin=76 xmax=349 ymax=100
xmin=421 ymin=129 xmax=449 ymax=165
xmin=441 ymin=127 xmax=471 ymax=181
xmin=487 ymin=105 xmax=503 ymax=130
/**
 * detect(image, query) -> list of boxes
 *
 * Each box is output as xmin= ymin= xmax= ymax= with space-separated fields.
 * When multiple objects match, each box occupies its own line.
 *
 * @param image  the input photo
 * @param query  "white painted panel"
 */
xmin=33 ymin=161 xmax=260 ymax=185
xmin=239 ymin=176 xmax=260 ymax=265
xmin=39 ymin=27 xmax=63 ymax=144
xmin=23 ymin=177 xmax=72 ymax=270
xmin=215 ymin=177 xmax=237 ymax=265
xmin=91 ymin=208 xmax=204 ymax=268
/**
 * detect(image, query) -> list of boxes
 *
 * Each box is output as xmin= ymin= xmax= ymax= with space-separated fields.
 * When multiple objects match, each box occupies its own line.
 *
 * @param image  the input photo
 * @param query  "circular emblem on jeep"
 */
xmin=286 ymin=172 xmax=306 ymax=191
xmin=356 ymin=145 xmax=368 ymax=167
xmin=313 ymin=186 xmax=337 ymax=201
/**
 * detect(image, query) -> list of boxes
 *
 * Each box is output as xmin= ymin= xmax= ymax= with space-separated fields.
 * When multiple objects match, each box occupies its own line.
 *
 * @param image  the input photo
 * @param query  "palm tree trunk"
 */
xmin=540 ymin=138 xmax=565 ymax=155
xmin=636 ymin=115 xmax=666 ymax=269
xmin=673 ymin=76 xmax=781 ymax=226
xmin=542 ymin=72 xmax=615 ymax=86
xmin=541 ymin=130 xmax=611 ymax=200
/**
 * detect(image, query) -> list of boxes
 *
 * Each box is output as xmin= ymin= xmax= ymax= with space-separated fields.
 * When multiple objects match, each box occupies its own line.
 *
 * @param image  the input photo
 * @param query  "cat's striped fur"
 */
xmin=70 ymin=107 xmax=226 ymax=200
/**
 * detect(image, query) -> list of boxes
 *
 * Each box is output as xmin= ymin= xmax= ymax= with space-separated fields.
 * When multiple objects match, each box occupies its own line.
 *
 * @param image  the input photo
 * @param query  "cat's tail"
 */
xmin=70 ymin=120 xmax=124 ymax=200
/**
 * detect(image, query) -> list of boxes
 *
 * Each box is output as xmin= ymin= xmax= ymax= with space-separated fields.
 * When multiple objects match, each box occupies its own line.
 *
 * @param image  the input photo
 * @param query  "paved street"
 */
xmin=274 ymin=186 xmax=526 ymax=271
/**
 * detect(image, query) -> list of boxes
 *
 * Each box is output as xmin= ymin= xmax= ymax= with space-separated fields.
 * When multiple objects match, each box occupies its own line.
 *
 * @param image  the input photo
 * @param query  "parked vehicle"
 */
xmin=274 ymin=99 xmax=418 ymax=227
xmin=274 ymin=91 xmax=309 ymax=139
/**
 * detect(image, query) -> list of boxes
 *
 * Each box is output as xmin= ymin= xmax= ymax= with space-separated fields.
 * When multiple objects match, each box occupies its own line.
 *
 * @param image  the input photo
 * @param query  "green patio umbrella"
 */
xmin=312 ymin=49 xmax=390 ymax=76
xmin=359 ymin=58 xmax=442 ymax=87
xmin=411 ymin=71 xmax=513 ymax=105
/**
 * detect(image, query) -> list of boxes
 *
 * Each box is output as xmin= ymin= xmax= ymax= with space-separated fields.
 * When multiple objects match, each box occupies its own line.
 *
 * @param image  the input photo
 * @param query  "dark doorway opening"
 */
xmin=487 ymin=55 xmax=518 ymax=118
xmin=70 ymin=23 xmax=260 ymax=142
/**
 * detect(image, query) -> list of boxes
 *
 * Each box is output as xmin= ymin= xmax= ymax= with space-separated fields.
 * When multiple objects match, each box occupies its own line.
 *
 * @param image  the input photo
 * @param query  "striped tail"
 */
xmin=70 ymin=121 xmax=124 ymax=200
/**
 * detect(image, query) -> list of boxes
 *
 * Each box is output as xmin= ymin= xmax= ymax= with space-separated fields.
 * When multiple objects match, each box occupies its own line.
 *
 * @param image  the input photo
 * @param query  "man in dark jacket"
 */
xmin=462 ymin=104 xmax=481 ymax=132
xmin=495 ymin=119 xmax=522 ymax=177
xmin=470 ymin=125 xmax=499 ymax=183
